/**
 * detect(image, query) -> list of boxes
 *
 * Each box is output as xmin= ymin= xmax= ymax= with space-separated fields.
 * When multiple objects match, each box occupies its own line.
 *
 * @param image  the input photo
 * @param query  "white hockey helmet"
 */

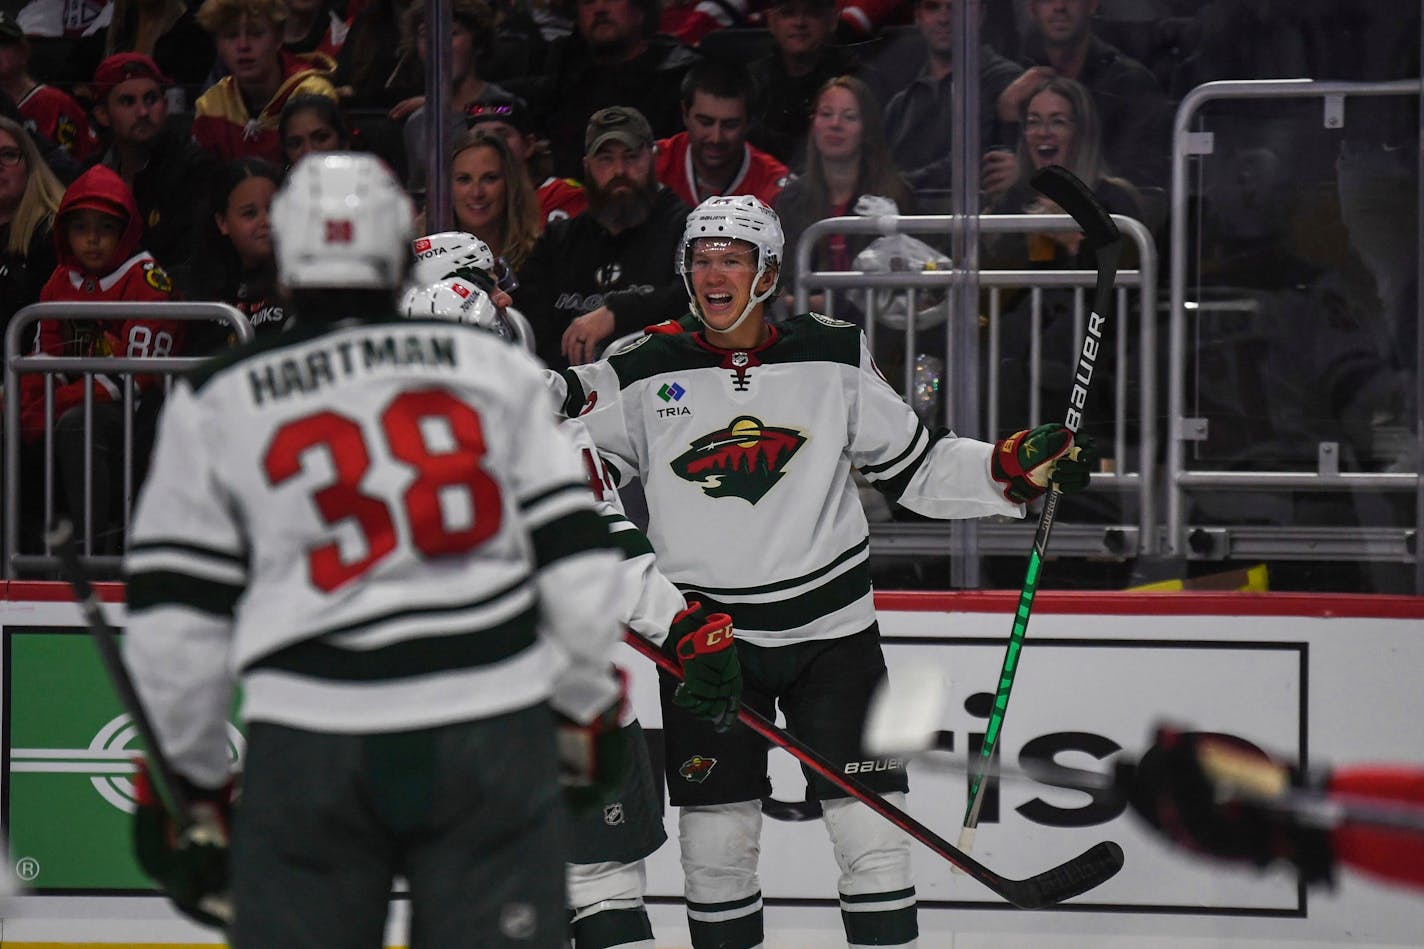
xmin=399 ymin=276 xmax=510 ymax=339
xmin=677 ymin=195 xmax=785 ymax=333
xmin=270 ymin=153 xmax=414 ymax=290
xmin=409 ymin=231 xmax=497 ymax=286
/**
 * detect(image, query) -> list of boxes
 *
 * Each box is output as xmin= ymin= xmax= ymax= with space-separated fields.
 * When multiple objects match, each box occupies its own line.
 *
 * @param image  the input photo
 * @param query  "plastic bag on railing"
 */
xmin=851 ymin=197 xmax=952 ymax=331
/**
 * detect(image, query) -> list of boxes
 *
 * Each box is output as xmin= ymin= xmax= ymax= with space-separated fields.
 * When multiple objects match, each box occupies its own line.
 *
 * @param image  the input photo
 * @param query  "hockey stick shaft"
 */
xmin=626 ymin=631 xmax=1124 ymax=908
xmin=920 ymin=737 xmax=1424 ymax=835
xmin=961 ymin=166 xmax=1124 ymax=848
xmin=48 ymin=518 xmax=194 ymax=830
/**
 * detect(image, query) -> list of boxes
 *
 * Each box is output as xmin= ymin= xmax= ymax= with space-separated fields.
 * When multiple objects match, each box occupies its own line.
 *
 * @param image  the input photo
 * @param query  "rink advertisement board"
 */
xmin=1 ymin=584 xmax=1422 ymax=948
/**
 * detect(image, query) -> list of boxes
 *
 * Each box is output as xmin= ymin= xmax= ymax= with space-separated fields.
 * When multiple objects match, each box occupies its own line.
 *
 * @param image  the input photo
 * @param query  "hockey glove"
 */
xmin=1119 ymin=727 xmax=1334 ymax=885
xmin=130 ymin=760 xmax=235 ymax=929
xmin=557 ymin=669 xmax=631 ymax=815
xmin=666 ymin=602 xmax=741 ymax=732
xmin=991 ymin=424 xmax=1097 ymax=503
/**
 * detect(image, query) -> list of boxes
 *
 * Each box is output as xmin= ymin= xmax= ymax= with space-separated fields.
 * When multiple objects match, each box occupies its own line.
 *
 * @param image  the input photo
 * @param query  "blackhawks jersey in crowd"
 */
xmin=124 ymin=316 xmax=623 ymax=787
xmin=556 ymin=312 xmax=1020 ymax=648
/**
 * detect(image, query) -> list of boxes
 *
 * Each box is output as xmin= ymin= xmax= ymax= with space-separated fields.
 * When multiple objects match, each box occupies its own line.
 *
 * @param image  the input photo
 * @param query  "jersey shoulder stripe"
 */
xmin=608 ymin=331 xmax=718 ymax=388
xmin=759 ymin=313 xmax=862 ymax=369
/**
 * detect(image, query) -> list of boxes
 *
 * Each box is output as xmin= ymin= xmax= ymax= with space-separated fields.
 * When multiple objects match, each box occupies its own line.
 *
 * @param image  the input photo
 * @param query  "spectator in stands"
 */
xmin=514 ymin=106 xmax=690 ymax=368
xmin=466 ymin=96 xmax=589 ymax=226
xmin=400 ymin=0 xmax=516 ymax=194
xmin=774 ymin=75 xmax=912 ymax=307
xmin=331 ymin=0 xmax=422 ymax=110
xmin=984 ymin=76 xmax=1141 ymax=268
xmin=449 ymin=127 xmax=540 ymax=275
xmin=281 ymin=0 xmax=348 ymax=58
xmin=655 ymin=57 xmax=788 ymax=207
xmin=509 ymin=0 xmax=700 ymax=179
xmin=277 ymin=92 xmax=351 ymax=167
xmin=0 ymin=92 xmax=78 ymax=182
xmin=87 ymin=53 xmax=216 ymax=270
xmin=882 ymin=0 xmax=1023 ymax=194
xmin=0 ymin=14 xmax=100 ymax=161
xmin=1002 ymin=0 xmax=1170 ymax=188
xmin=660 ymin=0 xmax=747 ymax=47
xmin=747 ymin=0 xmax=858 ymax=174
xmin=175 ymin=157 xmax=284 ymax=352
xmin=982 ymin=77 xmax=1139 ymax=446
xmin=0 ymin=114 xmax=62 ymax=346
xmin=88 ymin=0 xmax=217 ymax=89
xmin=22 ymin=164 xmax=184 ymax=553
xmin=192 ymin=0 xmax=338 ymax=163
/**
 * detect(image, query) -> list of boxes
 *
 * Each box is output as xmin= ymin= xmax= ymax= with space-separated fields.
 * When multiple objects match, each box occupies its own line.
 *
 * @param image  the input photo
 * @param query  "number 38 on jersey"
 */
xmin=262 ymin=387 xmax=503 ymax=592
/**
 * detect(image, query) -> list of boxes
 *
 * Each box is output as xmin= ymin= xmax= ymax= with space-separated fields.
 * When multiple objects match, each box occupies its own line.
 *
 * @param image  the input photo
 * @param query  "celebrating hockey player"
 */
xmin=551 ymin=194 xmax=1097 ymax=948
xmin=402 ymin=264 xmax=743 ymax=949
xmin=121 ymin=153 xmax=627 ymax=947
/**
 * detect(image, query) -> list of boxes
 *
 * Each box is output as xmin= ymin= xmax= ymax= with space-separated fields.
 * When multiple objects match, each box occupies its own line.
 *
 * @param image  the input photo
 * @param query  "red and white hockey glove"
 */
xmin=556 ymin=668 xmax=631 ymax=814
xmin=130 ymin=759 xmax=235 ymax=929
xmin=666 ymin=602 xmax=742 ymax=732
xmin=1119 ymin=727 xmax=1334 ymax=885
xmin=991 ymin=424 xmax=1097 ymax=503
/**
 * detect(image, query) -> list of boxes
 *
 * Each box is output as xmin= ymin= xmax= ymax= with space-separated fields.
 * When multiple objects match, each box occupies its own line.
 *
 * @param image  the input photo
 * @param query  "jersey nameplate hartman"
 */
xmin=247 ymin=331 xmax=459 ymax=405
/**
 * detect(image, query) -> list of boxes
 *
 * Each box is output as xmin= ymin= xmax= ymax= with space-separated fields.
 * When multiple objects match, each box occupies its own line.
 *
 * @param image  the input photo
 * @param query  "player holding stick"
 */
xmin=551 ymin=194 xmax=1097 ymax=948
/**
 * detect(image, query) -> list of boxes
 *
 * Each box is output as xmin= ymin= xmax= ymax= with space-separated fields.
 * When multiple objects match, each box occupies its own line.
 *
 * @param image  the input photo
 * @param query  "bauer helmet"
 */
xmin=270 ymin=153 xmax=414 ymax=290
xmin=677 ymin=194 xmax=784 ymax=333
xmin=409 ymin=231 xmax=497 ymax=287
xmin=399 ymin=276 xmax=512 ymax=340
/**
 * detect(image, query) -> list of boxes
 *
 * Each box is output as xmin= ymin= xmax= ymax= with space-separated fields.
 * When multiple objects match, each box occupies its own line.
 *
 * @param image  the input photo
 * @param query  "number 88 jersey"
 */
xmin=122 ymin=317 xmax=622 ymax=786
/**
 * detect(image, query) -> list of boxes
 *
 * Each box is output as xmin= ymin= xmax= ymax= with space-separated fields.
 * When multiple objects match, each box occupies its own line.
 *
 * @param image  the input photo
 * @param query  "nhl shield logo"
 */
xmin=670 ymin=416 xmax=806 ymax=504
xmin=679 ymin=755 xmax=717 ymax=783
xmin=603 ymin=802 xmax=625 ymax=826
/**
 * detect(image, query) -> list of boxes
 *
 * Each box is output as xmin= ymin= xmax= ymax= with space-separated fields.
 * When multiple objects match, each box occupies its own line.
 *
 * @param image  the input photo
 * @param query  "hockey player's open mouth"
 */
xmin=703 ymin=292 xmax=735 ymax=313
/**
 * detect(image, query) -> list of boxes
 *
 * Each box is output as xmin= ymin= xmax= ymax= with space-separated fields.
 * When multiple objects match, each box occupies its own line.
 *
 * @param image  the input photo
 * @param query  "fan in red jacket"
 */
xmin=21 ymin=164 xmax=183 ymax=443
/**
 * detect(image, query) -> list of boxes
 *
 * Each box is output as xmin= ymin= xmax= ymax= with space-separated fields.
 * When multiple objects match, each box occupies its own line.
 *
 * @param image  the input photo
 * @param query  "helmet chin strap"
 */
xmin=687 ymin=265 xmax=776 ymax=339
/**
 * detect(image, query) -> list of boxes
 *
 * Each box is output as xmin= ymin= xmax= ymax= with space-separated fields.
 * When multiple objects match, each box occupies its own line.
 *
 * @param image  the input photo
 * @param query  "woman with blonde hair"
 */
xmin=0 ymin=116 xmax=64 ymax=343
xmin=986 ymin=75 xmax=1143 ymax=268
xmin=450 ymin=126 xmax=540 ymax=277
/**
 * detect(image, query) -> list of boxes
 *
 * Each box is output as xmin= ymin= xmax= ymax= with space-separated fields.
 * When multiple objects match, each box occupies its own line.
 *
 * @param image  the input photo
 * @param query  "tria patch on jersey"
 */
xmin=670 ymin=415 xmax=806 ymax=504
xmin=679 ymin=755 xmax=717 ymax=783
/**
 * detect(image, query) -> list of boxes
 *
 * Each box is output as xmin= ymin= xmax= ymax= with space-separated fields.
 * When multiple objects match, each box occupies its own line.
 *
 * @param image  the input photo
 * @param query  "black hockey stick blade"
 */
xmin=47 ymin=518 xmax=194 ymax=831
xmin=1030 ymin=164 xmax=1121 ymax=250
xmin=627 ymin=632 xmax=1125 ymax=907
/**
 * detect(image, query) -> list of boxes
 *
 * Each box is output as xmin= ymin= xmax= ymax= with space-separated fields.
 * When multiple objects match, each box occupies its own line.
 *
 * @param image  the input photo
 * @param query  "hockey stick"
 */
xmin=958 ymin=166 xmax=1123 ymax=858
xmin=626 ymin=632 xmax=1124 ymax=908
xmin=48 ymin=518 xmax=194 ymax=831
xmin=865 ymin=675 xmax=1424 ymax=836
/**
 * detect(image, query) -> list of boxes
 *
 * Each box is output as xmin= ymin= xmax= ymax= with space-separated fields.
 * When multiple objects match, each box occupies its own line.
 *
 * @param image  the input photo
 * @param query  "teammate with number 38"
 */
xmin=554 ymin=195 xmax=1098 ymax=949
xmin=121 ymin=153 xmax=626 ymax=947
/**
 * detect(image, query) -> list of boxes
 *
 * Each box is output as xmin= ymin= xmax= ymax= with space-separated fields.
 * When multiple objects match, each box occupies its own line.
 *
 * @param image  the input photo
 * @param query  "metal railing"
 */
xmin=4 ymin=303 xmax=254 ymax=578
xmin=1167 ymin=79 xmax=1422 ymax=564
xmin=793 ymin=212 xmax=1159 ymax=559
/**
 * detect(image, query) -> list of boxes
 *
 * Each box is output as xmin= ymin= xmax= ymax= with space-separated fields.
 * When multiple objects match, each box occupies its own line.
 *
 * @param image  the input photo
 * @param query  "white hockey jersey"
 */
xmin=558 ymin=313 xmax=1022 ymax=648
xmin=124 ymin=317 xmax=623 ymax=787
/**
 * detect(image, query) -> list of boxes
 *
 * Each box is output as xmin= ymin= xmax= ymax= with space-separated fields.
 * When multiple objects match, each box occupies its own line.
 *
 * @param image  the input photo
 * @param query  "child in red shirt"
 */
xmin=21 ymin=164 xmax=184 ymax=550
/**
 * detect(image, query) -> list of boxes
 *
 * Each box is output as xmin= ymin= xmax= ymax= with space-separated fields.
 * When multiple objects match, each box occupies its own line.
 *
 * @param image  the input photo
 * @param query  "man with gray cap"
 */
xmin=514 ymin=105 xmax=691 ymax=370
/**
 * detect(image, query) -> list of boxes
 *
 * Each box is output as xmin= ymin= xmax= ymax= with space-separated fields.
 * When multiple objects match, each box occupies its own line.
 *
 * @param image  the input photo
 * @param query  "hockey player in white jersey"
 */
xmin=402 ymin=263 xmax=744 ymax=949
xmin=121 ymin=153 xmax=628 ymax=947
xmin=551 ymin=194 xmax=1097 ymax=949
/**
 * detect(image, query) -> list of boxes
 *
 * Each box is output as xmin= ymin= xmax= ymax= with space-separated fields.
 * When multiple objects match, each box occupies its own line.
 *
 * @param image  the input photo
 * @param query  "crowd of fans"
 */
xmin=0 ymin=0 xmax=1415 ymax=585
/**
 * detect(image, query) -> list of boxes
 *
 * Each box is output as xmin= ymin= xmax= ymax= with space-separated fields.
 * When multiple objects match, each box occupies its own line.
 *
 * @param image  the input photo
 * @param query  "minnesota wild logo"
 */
xmin=670 ymin=415 xmax=805 ymax=504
